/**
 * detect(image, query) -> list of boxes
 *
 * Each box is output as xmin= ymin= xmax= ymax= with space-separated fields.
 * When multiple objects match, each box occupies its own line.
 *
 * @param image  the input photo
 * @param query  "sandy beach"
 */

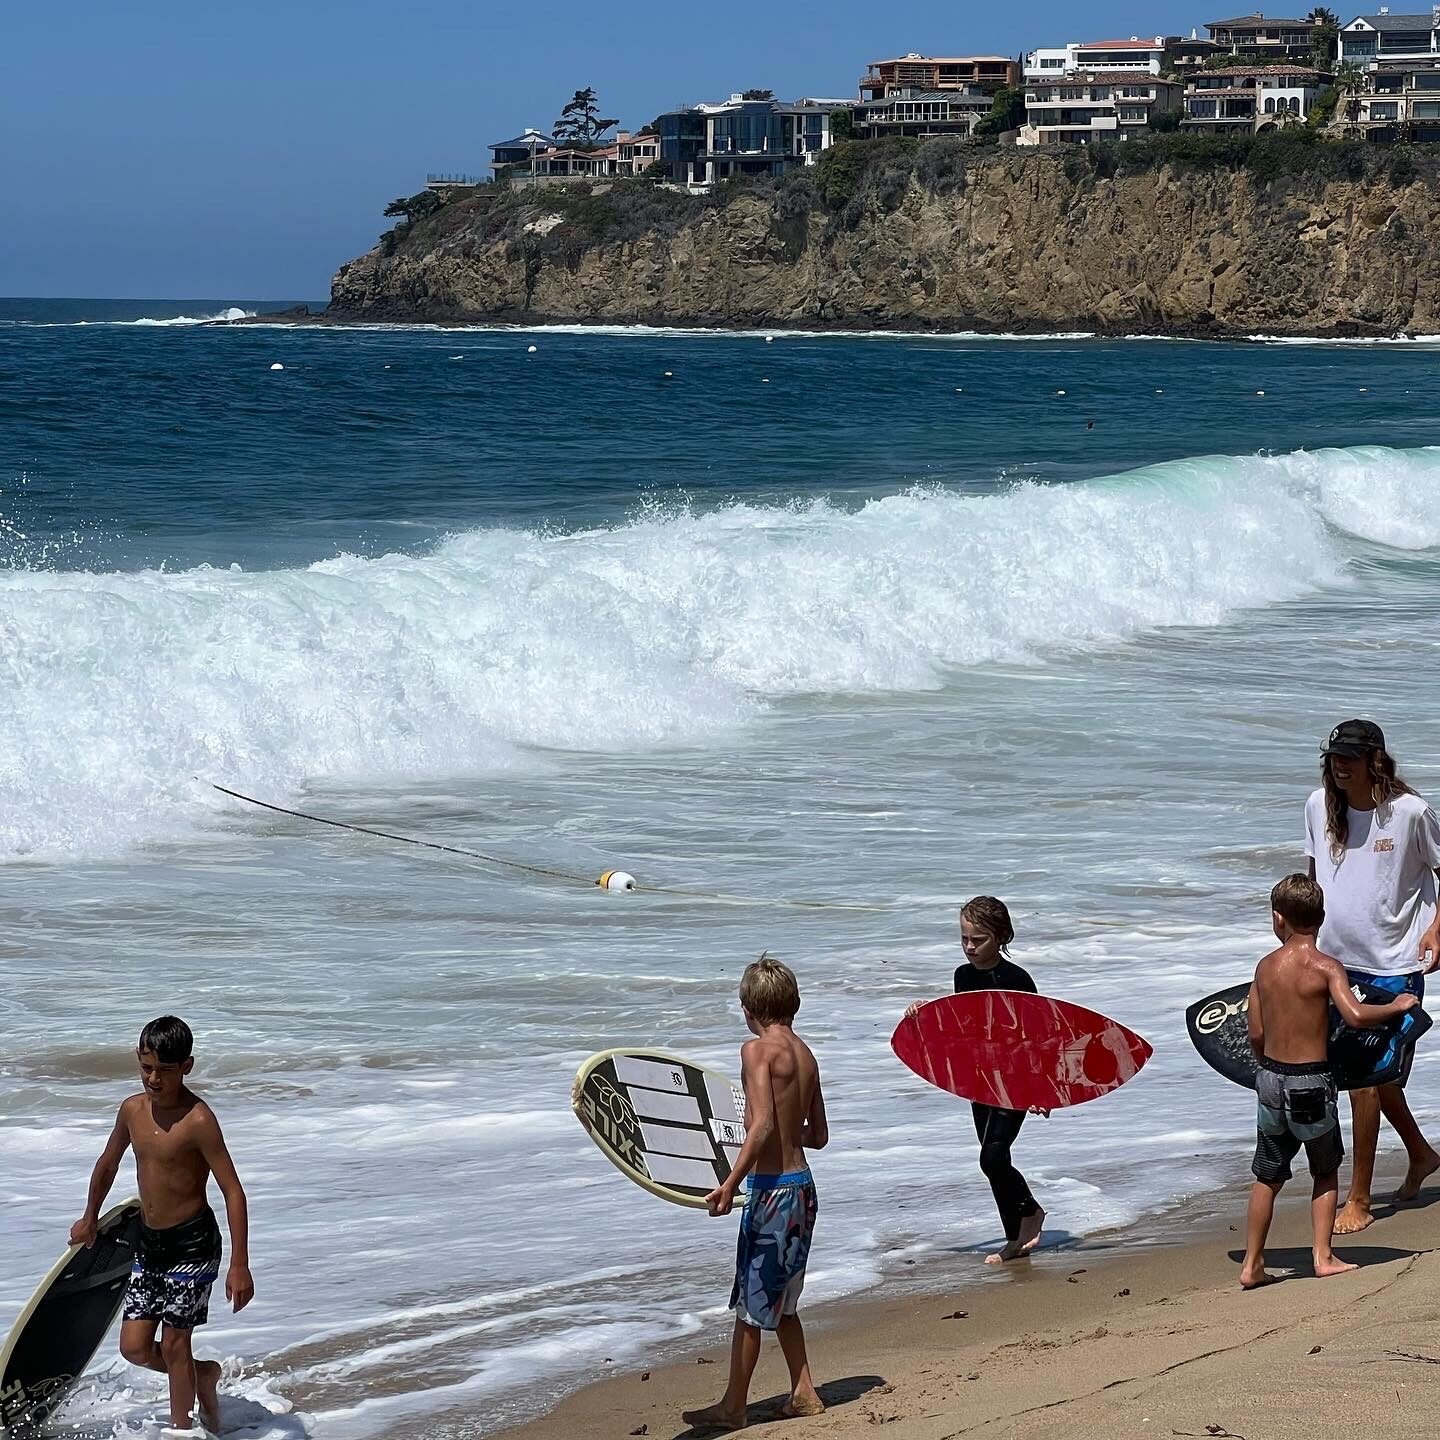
xmin=503 ymin=1164 xmax=1440 ymax=1440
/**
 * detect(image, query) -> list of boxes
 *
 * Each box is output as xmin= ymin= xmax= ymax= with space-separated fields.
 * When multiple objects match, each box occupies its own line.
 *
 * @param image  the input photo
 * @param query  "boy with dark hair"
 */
xmin=70 ymin=1017 xmax=252 ymax=1435
xmin=682 ymin=955 xmax=829 ymax=1433
xmin=1242 ymin=876 xmax=1418 ymax=1289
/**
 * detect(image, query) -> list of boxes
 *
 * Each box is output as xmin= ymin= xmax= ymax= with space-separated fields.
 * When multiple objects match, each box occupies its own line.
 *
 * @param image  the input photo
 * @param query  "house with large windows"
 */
xmin=1020 ymin=72 xmax=1182 ymax=144
xmin=859 ymin=54 xmax=1018 ymax=101
xmin=853 ymin=87 xmax=994 ymax=139
xmin=1353 ymin=61 xmax=1440 ymax=136
xmin=1182 ymin=65 xmax=1327 ymax=130
xmin=1206 ymin=13 xmax=1323 ymax=61
xmin=488 ymin=129 xmax=556 ymax=178
xmin=657 ymin=95 xmax=849 ymax=187
xmin=1338 ymin=11 xmax=1440 ymax=69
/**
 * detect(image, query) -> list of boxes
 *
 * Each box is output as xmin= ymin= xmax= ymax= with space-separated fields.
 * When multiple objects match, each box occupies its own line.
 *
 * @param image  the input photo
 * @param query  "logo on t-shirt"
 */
xmin=1374 ymin=837 xmax=1395 ymax=853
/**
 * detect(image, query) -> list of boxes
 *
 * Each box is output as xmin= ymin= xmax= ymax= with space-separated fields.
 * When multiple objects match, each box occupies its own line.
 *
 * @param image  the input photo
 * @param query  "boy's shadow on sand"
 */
xmin=1225 ymin=1244 xmax=1417 ymax=1273
xmin=673 ymin=1376 xmax=888 ymax=1437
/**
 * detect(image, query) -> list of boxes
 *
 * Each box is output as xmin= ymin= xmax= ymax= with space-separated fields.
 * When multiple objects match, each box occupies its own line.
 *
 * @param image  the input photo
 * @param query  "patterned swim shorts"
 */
xmin=730 ymin=1169 xmax=817 ymax=1331
xmin=123 ymin=1206 xmax=222 ymax=1331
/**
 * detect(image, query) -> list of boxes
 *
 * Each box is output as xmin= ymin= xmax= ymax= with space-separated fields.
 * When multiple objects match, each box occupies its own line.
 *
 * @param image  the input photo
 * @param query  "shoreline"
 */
xmin=490 ymin=1162 xmax=1440 ymax=1440
xmin=216 ymin=308 xmax=1440 ymax=344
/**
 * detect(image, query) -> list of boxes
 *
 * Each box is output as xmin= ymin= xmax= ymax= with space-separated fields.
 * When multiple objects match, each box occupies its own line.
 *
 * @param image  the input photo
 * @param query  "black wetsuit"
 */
xmin=954 ymin=959 xmax=1040 ymax=1243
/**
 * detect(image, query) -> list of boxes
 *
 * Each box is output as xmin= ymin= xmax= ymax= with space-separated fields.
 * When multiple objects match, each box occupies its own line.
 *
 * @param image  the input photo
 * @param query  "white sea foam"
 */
xmin=3 ymin=307 xmax=254 ymax=328
xmin=4 ymin=444 xmax=1439 ymax=859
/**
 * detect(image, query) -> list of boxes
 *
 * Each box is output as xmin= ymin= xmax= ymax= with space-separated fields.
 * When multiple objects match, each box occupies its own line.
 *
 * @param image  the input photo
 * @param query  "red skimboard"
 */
xmin=891 ymin=991 xmax=1152 ymax=1111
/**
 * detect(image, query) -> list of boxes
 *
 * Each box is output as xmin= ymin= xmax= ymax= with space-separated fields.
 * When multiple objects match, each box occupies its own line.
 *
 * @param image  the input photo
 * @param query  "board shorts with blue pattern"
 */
xmin=123 ymin=1206 xmax=222 ymax=1331
xmin=730 ymin=1169 xmax=817 ymax=1330
xmin=1342 ymin=969 xmax=1425 ymax=1089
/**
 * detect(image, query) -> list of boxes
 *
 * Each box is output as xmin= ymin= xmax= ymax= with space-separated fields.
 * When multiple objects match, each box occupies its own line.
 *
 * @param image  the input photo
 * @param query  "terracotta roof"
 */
xmin=867 ymin=55 xmax=1015 ymax=66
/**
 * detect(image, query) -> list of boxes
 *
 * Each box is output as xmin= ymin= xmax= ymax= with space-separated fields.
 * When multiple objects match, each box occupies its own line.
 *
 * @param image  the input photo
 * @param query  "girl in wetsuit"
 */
xmin=910 ymin=896 xmax=1046 ymax=1263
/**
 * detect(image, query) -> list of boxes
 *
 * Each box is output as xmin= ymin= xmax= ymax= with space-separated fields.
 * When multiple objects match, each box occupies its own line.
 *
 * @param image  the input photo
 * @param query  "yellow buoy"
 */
xmin=598 ymin=870 xmax=637 ymax=892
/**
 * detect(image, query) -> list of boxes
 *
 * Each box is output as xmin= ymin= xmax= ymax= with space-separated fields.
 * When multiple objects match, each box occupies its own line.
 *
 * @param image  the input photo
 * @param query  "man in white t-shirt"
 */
xmin=1304 ymin=718 xmax=1440 ymax=1234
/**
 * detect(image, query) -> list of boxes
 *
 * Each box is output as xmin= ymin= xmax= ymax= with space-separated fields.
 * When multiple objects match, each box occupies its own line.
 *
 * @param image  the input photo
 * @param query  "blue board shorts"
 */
xmin=1343 ymin=970 xmax=1425 ymax=1088
xmin=730 ymin=1169 xmax=817 ymax=1330
xmin=1345 ymin=969 xmax=1424 ymax=1003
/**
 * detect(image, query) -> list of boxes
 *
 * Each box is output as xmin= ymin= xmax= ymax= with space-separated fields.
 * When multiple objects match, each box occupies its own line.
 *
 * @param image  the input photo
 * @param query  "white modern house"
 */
xmin=1024 ymin=36 xmax=1174 ymax=80
xmin=1338 ymin=8 xmax=1440 ymax=68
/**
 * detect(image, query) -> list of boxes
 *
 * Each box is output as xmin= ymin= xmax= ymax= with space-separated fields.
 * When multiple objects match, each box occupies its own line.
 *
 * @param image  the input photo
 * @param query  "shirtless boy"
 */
xmin=70 ymin=1017 xmax=253 ymax=1435
xmin=683 ymin=955 xmax=829 ymax=1433
xmin=1241 ymin=876 xmax=1418 ymax=1290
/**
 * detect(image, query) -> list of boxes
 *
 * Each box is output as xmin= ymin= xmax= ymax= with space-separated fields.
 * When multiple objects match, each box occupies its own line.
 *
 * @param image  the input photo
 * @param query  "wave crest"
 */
xmin=2 ymin=445 xmax=1436 ymax=857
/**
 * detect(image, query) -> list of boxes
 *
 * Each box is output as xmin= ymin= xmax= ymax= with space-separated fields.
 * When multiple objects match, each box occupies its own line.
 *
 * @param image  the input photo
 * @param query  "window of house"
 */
xmin=1370 ymin=101 xmax=1400 ymax=118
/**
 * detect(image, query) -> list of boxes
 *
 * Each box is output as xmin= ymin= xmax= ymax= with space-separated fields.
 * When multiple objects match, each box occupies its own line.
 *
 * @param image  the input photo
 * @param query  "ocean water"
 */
xmin=4 ymin=299 xmax=1440 ymax=1438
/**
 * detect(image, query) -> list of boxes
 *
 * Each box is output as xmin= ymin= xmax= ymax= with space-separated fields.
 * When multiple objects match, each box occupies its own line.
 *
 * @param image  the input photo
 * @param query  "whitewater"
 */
xmin=4 ymin=313 xmax=1440 ymax=1439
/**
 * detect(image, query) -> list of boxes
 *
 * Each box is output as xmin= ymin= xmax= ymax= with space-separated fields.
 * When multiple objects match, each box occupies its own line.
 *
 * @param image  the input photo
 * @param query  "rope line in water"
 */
xmin=209 ymin=784 xmax=890 ymax=913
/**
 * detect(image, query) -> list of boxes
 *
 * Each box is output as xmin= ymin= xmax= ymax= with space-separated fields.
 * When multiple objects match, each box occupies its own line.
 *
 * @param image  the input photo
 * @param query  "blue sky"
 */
xmin=4 ymin=1 xmax=1212 ymax=300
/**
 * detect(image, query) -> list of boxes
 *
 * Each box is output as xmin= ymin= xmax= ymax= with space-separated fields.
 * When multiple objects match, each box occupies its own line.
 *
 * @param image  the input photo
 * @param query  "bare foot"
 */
xmin=1333 ymin=1199 xmax=1375 ymax=1234
xmin=1394 ymin=1150 xmax=1440 ymax=1203
xmin=985 ymin=1238 xmax=1025 ymax=1264
xmin=682 ymin=1402 xmax=747 ymax=1433
xmin=1017 ymin=1207 xmax=1046 ymax=1255
xmin=196 ymin=1359 xmax=223 ymax=1434
xmin=781 ymin=1390 xmax=826 ymax=1418
xmin=1239 ymin=1266 xmax=1282 ymax=1290
xmin=1314 ymin=1255 xmax=1360 ymax=1279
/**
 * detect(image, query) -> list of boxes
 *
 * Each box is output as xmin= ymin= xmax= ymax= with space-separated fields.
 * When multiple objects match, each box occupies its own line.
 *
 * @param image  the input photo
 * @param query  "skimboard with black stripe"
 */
xmin=572 ymin=1049 xmax=746 ymax=1208
xmin=0 ymin=1197 xmax=142 ymax=1436
xmin=1186 ymin=980 xmax=1433 ymax=1091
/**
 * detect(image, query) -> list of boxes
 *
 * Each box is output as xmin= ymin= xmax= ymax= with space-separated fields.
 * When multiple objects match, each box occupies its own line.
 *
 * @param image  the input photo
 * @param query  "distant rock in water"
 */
xmin=216 ymin=304 xmax=316 ymax=325
xmin=327 ymin=140 xmax=1440 ymax=339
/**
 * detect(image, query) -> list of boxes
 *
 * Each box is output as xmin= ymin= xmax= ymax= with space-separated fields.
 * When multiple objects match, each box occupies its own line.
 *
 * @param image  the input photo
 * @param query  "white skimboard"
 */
xmin=572 ymin=1048 xmax=746 ymax=1208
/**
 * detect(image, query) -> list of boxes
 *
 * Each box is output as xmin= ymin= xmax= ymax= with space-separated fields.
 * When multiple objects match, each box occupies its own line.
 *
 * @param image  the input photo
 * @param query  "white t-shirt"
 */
xmin=1304 ymin=787 xmax=1440 ymax=975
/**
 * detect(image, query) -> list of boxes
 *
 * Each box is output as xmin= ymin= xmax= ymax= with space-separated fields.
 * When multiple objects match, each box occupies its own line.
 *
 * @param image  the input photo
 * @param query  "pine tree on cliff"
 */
xmin=553 ymin=89 xmax=618 ymax=150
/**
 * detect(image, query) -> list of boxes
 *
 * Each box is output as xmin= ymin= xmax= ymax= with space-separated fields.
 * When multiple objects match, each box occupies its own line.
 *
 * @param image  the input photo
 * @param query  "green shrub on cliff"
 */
xmin=1089 ymin=128 xmax=1372 ymax=182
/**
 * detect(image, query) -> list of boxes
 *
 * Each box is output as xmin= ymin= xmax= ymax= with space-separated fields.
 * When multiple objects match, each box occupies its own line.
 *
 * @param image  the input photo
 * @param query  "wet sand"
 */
xmin=500 ymin=1167 xmax=1440 ymax=1440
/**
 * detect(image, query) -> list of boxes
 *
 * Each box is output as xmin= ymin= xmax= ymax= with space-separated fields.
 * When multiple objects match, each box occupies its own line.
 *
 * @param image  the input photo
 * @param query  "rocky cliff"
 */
xmin=330 ymin=140 xmax=1440 ymax=337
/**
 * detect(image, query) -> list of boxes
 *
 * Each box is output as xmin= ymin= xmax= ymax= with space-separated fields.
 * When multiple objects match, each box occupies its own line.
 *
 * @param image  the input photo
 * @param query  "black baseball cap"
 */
xmin=1321 ymin=718 xmax=1386 ymax=757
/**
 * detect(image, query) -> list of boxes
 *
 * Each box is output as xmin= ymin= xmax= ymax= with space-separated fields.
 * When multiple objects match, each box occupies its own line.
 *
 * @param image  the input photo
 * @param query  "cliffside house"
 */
xmin=1352 ymin=60 xmax=1440 ymax=135
xmin=1170 ymin=30 xmax=1227 ymax=68
xmin=658 ymin=95 xmax=849 ymax=187
xmin=1182 ymin=65 xmax=1327 ymax=129
xmin=853 ymin=86 xmax=994 ymax=139
xmin=488 ymin=128 xmax=660 ymax=185
xmin=488 ymin=129 xmax=556 ymax=178
xmin=859 ymin=54 xmax=1019 ymax=100
xmin=617 ymin=130 xmax=661 ymax=174
xmin=1024 ymin=36 xmax=1178 ymax=80
xmin=1338 ymin=10 xmax=1440 ymax=68
xmin=1020 ymin=72 xmax=1183 ymax=143
xmin=1205 ymin=13 xmax=1323 ymax=61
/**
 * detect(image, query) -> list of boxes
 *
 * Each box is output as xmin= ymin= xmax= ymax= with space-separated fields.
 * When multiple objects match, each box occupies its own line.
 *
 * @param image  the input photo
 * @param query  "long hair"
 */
xmin=1322 ymin=747 xmax=1415 ymax=863
xmin=960 ymin=896 xmax=1015 ymax=955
